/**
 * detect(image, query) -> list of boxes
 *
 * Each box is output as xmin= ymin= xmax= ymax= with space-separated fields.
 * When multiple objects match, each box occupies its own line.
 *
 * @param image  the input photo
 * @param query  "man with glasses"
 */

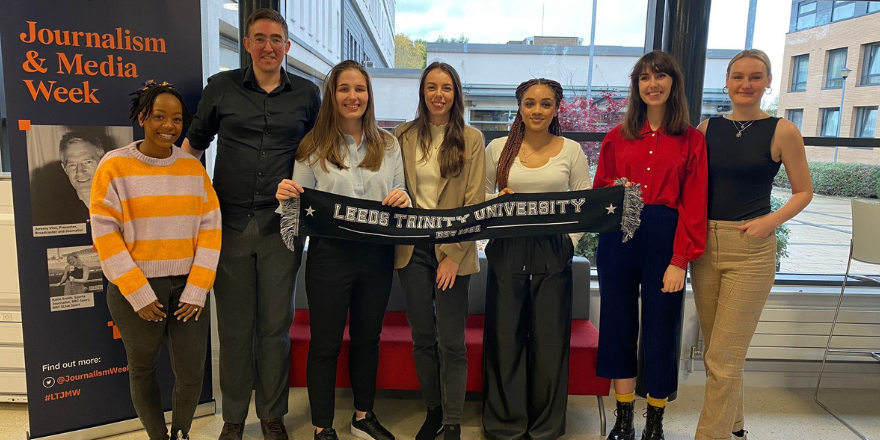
xmin=183 ymin=8 xmax=320 ymax=440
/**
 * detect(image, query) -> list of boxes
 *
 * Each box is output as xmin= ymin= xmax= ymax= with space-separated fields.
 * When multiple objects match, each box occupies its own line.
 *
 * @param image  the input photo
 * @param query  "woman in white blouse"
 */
xmin=482 ymin=78 xmax=592 ymax=440
xmin=276 ymin=60 xmax=408 ymax=440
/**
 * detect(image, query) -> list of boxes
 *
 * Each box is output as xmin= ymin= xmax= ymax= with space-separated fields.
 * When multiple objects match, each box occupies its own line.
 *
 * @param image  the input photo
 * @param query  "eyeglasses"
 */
xmin=249 ymin=36 xmax=286 ymax=48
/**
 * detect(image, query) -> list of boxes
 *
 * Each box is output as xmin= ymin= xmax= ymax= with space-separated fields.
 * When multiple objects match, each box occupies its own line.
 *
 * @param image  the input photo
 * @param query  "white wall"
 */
xmin=288 ymin=0 xmax=339 ymax=78
xmin=370 ymin=74 xmax=420 ymax=123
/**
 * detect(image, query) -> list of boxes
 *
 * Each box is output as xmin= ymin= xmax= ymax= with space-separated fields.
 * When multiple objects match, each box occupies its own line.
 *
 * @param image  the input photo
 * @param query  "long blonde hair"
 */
xmin=297 ymin=60 xmax=392 ymax=172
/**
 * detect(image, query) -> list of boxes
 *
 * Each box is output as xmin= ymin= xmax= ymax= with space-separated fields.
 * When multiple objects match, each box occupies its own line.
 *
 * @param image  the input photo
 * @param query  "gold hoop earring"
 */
xmin=722 ymin=86 xmax=729 ymax=94
xmin=764 ymin=87 xmax=772 ymax=95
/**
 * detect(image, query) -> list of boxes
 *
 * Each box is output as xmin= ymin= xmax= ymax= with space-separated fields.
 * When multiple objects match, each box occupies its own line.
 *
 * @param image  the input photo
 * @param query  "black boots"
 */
xmin=415 ymin=406 xmax=444 ymax=440
xmin=607 ymin=400 xmax=635 ymax=440
xmin=607 ymin=400 xmax=666 ymax=440
xmin=641 ymin=404 xmax=665 ymax=440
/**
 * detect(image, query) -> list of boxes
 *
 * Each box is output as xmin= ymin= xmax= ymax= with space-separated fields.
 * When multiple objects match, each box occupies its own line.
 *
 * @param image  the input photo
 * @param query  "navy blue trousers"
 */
xmin=596 ymin=205 xmax=684 ymax=399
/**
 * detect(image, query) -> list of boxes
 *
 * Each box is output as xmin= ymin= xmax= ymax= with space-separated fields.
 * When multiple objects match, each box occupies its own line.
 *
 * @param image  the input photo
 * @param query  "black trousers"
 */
xmin=398 ymin=244 xmax=470 ymax=424
xmin=305 ymin=237 xmax=394 ymax=428
xmin=482 ymin=235 xmax=574 ymax=440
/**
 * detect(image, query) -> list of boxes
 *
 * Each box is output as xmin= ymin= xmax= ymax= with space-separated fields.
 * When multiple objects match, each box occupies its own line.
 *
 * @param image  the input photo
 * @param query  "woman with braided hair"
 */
xmin=483 ymin=78 xmax=592 ymax=440
xmin=91 ymin=80 xmax=220 ymax=440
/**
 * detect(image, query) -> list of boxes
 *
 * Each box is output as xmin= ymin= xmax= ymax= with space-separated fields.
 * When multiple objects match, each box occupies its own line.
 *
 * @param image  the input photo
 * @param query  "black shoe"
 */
xmin=351 ymin=411 xmax=396 ymax=440
xmin=641 ymin=404 xmax=665 ymax=440
xmin=261 ymin=418 xmax=288 ymax=440
xmin=315 ymin=427 xmax=340 ymax=440
xmin=416 ymin=406 xmax=444 ymax=440
xmin=443 ymin=424 xmax=461 ymax=440
xmin=732 ymin=429 xmax=748 ymax=439
xmin=174 ymin=430 xmax=190 ymax=440
xmin=219 ymin=422 xmax=244 ymax=440
xmin=607 ymin=400 xmax=635 ymax=440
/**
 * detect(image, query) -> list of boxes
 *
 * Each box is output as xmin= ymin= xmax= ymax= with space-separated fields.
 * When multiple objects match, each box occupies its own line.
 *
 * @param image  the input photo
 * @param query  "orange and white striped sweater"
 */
xmin=90 ymin=141 xmax=221 ymax=311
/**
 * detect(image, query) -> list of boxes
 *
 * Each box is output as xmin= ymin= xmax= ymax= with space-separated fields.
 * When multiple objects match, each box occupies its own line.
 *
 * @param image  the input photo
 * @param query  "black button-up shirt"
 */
xmin=186 ymin=66 xmax=321 ymax=234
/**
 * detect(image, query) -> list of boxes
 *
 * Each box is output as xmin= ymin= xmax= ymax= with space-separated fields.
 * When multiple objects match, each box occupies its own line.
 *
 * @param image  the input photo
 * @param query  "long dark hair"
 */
xmin=296 ymin=60 xmax=392 ymax=172
xmin=495 ymin=78 xmax=563 ymax=190
xmin=397 ymin=62 xmax=466 ymax=177
xmin=621 ymin=50 xmax=689 ymax=140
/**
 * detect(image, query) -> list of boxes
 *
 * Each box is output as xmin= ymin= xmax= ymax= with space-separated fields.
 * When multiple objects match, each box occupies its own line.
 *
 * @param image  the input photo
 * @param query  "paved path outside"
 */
xmin=775 ymin=189 xmax=878 ymax=275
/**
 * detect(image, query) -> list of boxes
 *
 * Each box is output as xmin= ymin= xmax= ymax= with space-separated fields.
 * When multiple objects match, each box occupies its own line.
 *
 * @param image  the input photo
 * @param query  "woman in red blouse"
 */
xmin=594 ymin=50 xmax=707 ymax=440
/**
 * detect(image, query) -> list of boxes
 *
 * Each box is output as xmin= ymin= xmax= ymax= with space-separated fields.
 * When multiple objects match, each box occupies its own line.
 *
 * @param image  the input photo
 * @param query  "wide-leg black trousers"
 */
xmin=482 ymin=235 xmax=574 ymax=440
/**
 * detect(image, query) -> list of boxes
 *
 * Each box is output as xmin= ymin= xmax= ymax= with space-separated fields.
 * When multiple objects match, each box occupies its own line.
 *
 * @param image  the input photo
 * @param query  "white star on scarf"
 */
xmin=606 ymin=204 xmax=616 ymax=214
xmin=305 ymin=206 xmax=316 ymax=216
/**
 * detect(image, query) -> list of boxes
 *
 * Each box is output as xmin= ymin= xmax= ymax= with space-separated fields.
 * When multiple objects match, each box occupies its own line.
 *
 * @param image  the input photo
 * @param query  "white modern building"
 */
xmin=371 ymin=40 xmax=739 ymax=131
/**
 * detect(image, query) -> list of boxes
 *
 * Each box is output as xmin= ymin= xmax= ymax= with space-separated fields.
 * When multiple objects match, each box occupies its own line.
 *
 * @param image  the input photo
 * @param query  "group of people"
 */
xmin=87 ymin=8 xmax=813 ymax=440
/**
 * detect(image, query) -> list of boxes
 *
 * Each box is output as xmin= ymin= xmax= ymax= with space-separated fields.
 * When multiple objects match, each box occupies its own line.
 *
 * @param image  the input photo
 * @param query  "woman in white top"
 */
xmin=482 ymin=78 xmax=592 ymax=440
xmin=276 ymin=60 xmax=408 ymax=440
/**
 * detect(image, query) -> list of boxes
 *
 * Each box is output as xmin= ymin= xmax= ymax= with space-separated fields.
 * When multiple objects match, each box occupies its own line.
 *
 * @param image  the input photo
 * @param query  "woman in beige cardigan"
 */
xmin=394 ymin=62 xmax=485 ymax=440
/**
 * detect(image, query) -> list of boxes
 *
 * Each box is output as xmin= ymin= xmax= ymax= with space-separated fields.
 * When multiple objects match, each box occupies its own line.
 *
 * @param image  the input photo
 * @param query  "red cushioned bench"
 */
xmin=289 ymin=254 xmax=611 ymax=435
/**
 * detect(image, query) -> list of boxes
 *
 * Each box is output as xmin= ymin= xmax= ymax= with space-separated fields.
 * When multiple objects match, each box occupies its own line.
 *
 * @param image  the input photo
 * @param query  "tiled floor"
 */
xmin=1 ymin=383 xmax=877 ymax=439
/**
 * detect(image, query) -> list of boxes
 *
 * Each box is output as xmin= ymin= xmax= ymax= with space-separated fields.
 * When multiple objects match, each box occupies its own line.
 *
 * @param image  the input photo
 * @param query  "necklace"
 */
xmin=520 ymin=147 xmax=538 ymax=163
xmin=731 ymin=118 xmax=756 ymax=138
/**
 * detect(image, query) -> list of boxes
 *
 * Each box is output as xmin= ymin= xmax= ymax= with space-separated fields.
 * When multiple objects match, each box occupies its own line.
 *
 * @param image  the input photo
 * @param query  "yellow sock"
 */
xmin=647 ymin=395 xmax=668 ymax=408
xmin=615 ymin=391 xmax=635 ymax=403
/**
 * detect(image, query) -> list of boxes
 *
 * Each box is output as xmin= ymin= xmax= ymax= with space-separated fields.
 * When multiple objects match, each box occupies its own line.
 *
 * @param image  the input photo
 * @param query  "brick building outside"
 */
xmin=778 ymin=1 xmax=880 ymax=164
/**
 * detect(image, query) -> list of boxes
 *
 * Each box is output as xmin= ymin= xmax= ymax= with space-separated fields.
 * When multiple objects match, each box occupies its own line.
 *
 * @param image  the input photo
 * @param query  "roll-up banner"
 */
xmin=0 ymin=1 xmax=213 ymax=438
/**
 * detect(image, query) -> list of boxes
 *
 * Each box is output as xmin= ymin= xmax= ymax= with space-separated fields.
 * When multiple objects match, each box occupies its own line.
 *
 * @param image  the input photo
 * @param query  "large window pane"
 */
xmin=791 ymin=55 xmax=809 ymax=91
xmin=862 ymin=42 xmax=880 ymax=85
xmin=825 ymin=48 xmax=847 ymax=88
xmin=855 ymin=107 xmax=878 ymax=138
xmin=831 ymin=1 xmax=855 ymax=21
xmin=796 ymin=1 xmax=817 ymax=30
xmin=787 ymin=109 xmax=804 ymax=131
xmin=821 ymin=108 xmax=840 ymax=136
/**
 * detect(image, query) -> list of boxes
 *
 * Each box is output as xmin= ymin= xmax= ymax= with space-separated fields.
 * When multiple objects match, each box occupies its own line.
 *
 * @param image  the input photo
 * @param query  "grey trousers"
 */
xmin=398 ymin=244 xmax=470 ymax=425
xmin=214 ymin=218 xmax=302 ymax=423
xmin=107 ymin=276 xmax=210 ymax=440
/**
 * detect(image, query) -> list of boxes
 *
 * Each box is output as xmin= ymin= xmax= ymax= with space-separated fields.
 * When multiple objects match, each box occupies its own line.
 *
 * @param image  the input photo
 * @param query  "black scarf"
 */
xmin=281 ymin=186 xmax=642 ymax=249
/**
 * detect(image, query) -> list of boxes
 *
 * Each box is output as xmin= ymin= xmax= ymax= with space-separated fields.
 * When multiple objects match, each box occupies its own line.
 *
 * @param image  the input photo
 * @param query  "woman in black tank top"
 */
xmin=691 ymin=49 xmax=813 ymax=440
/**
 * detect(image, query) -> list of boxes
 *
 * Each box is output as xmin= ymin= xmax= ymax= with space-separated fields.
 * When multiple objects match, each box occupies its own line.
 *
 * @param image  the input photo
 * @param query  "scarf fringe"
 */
xmin=614 ymin=178 xmax=643 ymax=243
xmin=280 ymin=198 xmax=301 ymax=251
